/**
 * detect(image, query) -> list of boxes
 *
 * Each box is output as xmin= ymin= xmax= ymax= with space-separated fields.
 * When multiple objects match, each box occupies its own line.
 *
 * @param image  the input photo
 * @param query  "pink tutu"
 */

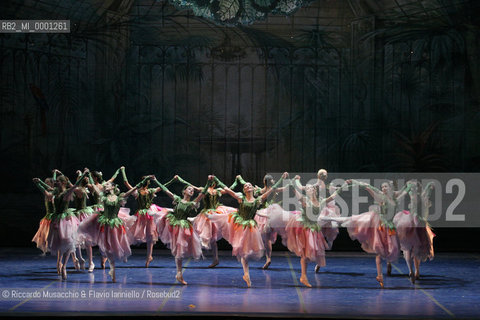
xmin=32 ymin=218 xmax=51 ymax=254
xmin=129 ymin=205 xmax=170 ymax=244
xmin=394 ymin=210 xmax=435 ymax=262
xmin=254 ymin=209 xmax=278 ymax=243
xmin=344 ymin=210 xmax=400 ymax=262
xmin=97 ymin=225 xmax=132 ymax=262
xmin=156 ymin=214 xmax=203 ymax=259
xmin=283 ymin=214 xmax=328 ymax=267
xmin=319 ymin=200 xmax=341 ymax=249
xmin=77 ymin=214 xmax=102 ymax=247
xmin=77 ymin=212 xmax=132 ymax=262
xmin=47 ymin=216 xmax=79 ymax=254
xmin=76 ymin=208 xmax=94 ymax=222
xmin=214 ymin=205 xmax=237 ymax=215
xmin=193 ymin=205 xmax=236 ymax=249
xmin=193 ymin=213 xmax=220 ymax=249
xmin=208 ymin=213 xmax=265 ymax=261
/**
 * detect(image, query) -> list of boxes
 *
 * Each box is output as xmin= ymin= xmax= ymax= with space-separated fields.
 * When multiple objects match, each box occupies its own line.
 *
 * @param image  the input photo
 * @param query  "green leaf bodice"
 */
xmin=136 ymin=188 xmax=156 ymax=213
xmin=74 ymin=189 xmax=88 ymax=210
xmin=98 ymin=195 xmax=125 ymax=228
xmin=44 ymin=197 xmax=54 ymax=217
xmin=202 ymin=189 xmax=222 ymax=211
xmin=92 ymin=187 xmax=103 ymax=205
xmin=53 ymin=190 xmax=76 ymax=220
xmin=173 ymin=195 xmax=198 ymax=220
xmin=238 ymin=196 xmax=262 ymax=220
xmin=374 ymin=194 xmax=398 ymax=230
xmin=298 ymin=199 xmax=322 ymax=231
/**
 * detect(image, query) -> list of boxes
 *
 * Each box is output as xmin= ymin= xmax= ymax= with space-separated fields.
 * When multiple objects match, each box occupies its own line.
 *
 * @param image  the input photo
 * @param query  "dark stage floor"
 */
xmin=0 ymin=248 xmax=479 ymax=318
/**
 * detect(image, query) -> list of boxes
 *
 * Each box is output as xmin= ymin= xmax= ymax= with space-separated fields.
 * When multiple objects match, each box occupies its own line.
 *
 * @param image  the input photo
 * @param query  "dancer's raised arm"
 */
xmin=174 ymin=175 xmax=202 ymax=192
xmin=222 ymin=184 xmax=243 ymax=202
xmin=121 ymin=166 xmax=134 ymax=190
xmin=33 ymin=178 xmax=54 ymax=194
xmin=349 ymin=179 xmax=383 ymax=202
xmin=105 ymin=168 xmax=121 ymax=184
xmin=152 ymin=177 xmax=175 ymax=200
xmin=259 ymin=172 xmax=288 ymax=202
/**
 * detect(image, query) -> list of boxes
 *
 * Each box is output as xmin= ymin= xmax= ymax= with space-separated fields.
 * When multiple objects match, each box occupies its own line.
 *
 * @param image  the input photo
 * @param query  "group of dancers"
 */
xmin=31 ymin=168 xmax=435 ymax=288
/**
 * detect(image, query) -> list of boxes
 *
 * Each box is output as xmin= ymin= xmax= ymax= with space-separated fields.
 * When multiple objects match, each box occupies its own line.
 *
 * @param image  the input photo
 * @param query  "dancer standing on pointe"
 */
xmin=253 ymin=174 xmax=289 ymax=270
xmin=392 ymin=181 xmax=435 ymax=283
xmin=78 ymin=177 xmax=149 ymax=282
xmin=268 ymin=176 xmax=341 ymax=287
xmin=121 ymin=167 xmax=170 ymax=267
xmin=32 ymin=175 xmax=56 ymax=254
xmin=71 ymin=171 xmax=96 ymax=270
xmin=83 ymin=168 xmax=122 ymax=272
xmin=171 ymin=175 xmax=236 ymax=268
xmin=323 ymin=179 xmax=410 ymax=288
xmin=294 ymin=169 xmax=342 ymax=273
xmin=153 ymin=176 xmax=209 ymax=285
xmin=209 ymin=172 xmax=288 ymax=287
xmin=47 ymin=169 xmax=89 ymax=280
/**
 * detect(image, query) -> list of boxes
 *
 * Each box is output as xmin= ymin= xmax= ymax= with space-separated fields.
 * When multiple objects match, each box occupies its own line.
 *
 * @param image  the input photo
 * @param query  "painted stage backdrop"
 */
xmin=1 ymin=0 xmax=479 ymax=248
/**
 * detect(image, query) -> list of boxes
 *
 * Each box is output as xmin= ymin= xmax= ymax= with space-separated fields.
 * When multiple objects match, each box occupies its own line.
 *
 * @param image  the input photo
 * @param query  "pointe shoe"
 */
xmin=409 ymin=272 xmax=415 ymax=284
xmin=61 ymin=266 xmax=67 ymax=280
xmin=88 ymin=262 xmax=95 ymax=273
xmin=108 ymin=269 xmax=116 ymax=283
xmin=314 ymin=265 xmax=320 ymax=273
xmin=242 ymin=274 xmax=251 ymax=288
xmin=101 ymin=258 xmax=106 ymax=269
xmin=73 ymin=259 xmax=81 ymax=271
xmin=57 ymin=262 xmax=63 ymax=275
xmin=176 ymin=273 xmax=187 ymax=285
xmin=145 ymin=256 xmax=153 ymax=268
xmin=299 ymin=276 xmax=312 ymax=288
xmin=387 ymin=263 xmax=392 ymax=276
xmin=262 ymin=260 xmax=271 ymax=270
xmin=79 ymin=258 xmax=86 ymax=271
xmin=208 ymin=260 xmax=219 ymax=268
xmin=376 ymin=276 xmax=384 ymax=288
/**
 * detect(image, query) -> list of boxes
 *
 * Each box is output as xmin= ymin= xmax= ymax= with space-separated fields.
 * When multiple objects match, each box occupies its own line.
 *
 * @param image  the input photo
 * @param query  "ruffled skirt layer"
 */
xmin=47 ymin=215 xmax=79 ymax=254
xmin=129 ymin=205 xmax=170 ymax=244
xmin=319 ymin=201 xmax=340 ymax=249
xmin=394 ymin=210 xmax=435 ymax=261
xmin=208 ymin=213 xmax=265 ymax=261
xmin=77 ymin=212 xmax=132 ymax=262
xmin=157 ymin=213 xmax=203 ymax=259
xmin=344 ymin=211 xmax=400 ymax=262
xmin=193 ymin=206 xmax=236 ymax=249
xmin=32 ymin=217 xmax=51 ymax=254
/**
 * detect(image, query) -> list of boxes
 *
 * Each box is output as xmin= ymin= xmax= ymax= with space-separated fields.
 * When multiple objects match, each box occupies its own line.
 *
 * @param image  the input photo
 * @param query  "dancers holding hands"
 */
xmin=208 ymin=172 xmax=288 ymax=287
xmin=31 ymin=167 xmax=436 ymax=288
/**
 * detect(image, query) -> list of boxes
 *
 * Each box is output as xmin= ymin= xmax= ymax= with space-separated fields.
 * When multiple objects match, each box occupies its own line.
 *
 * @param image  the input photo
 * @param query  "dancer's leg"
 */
xmin=375 ymin=255 xmax=384 ymax=288
xmin=108 ymin=259 xmax=116 ymax=282
xmin=241 ymin=257 xmax=251 ymax=287
xmin=299 ymin=257 xmax=312 ymax=287
xmin=175 ymin=258 xmax=187 ymax=285
xmin=414 ymin=257 xmax=421 ymax=280
xmin=208 ymin=241 xmax=219 ymax=268
xmin=87 ymin=246 xmax=94 ymax=272
xmin=262 ymin=238 xmax=272 ymax=270
xmin=404 ymin=250 xmax=415 ymax=283
xmin=146 ymin=241 xmax=154 ymax=268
